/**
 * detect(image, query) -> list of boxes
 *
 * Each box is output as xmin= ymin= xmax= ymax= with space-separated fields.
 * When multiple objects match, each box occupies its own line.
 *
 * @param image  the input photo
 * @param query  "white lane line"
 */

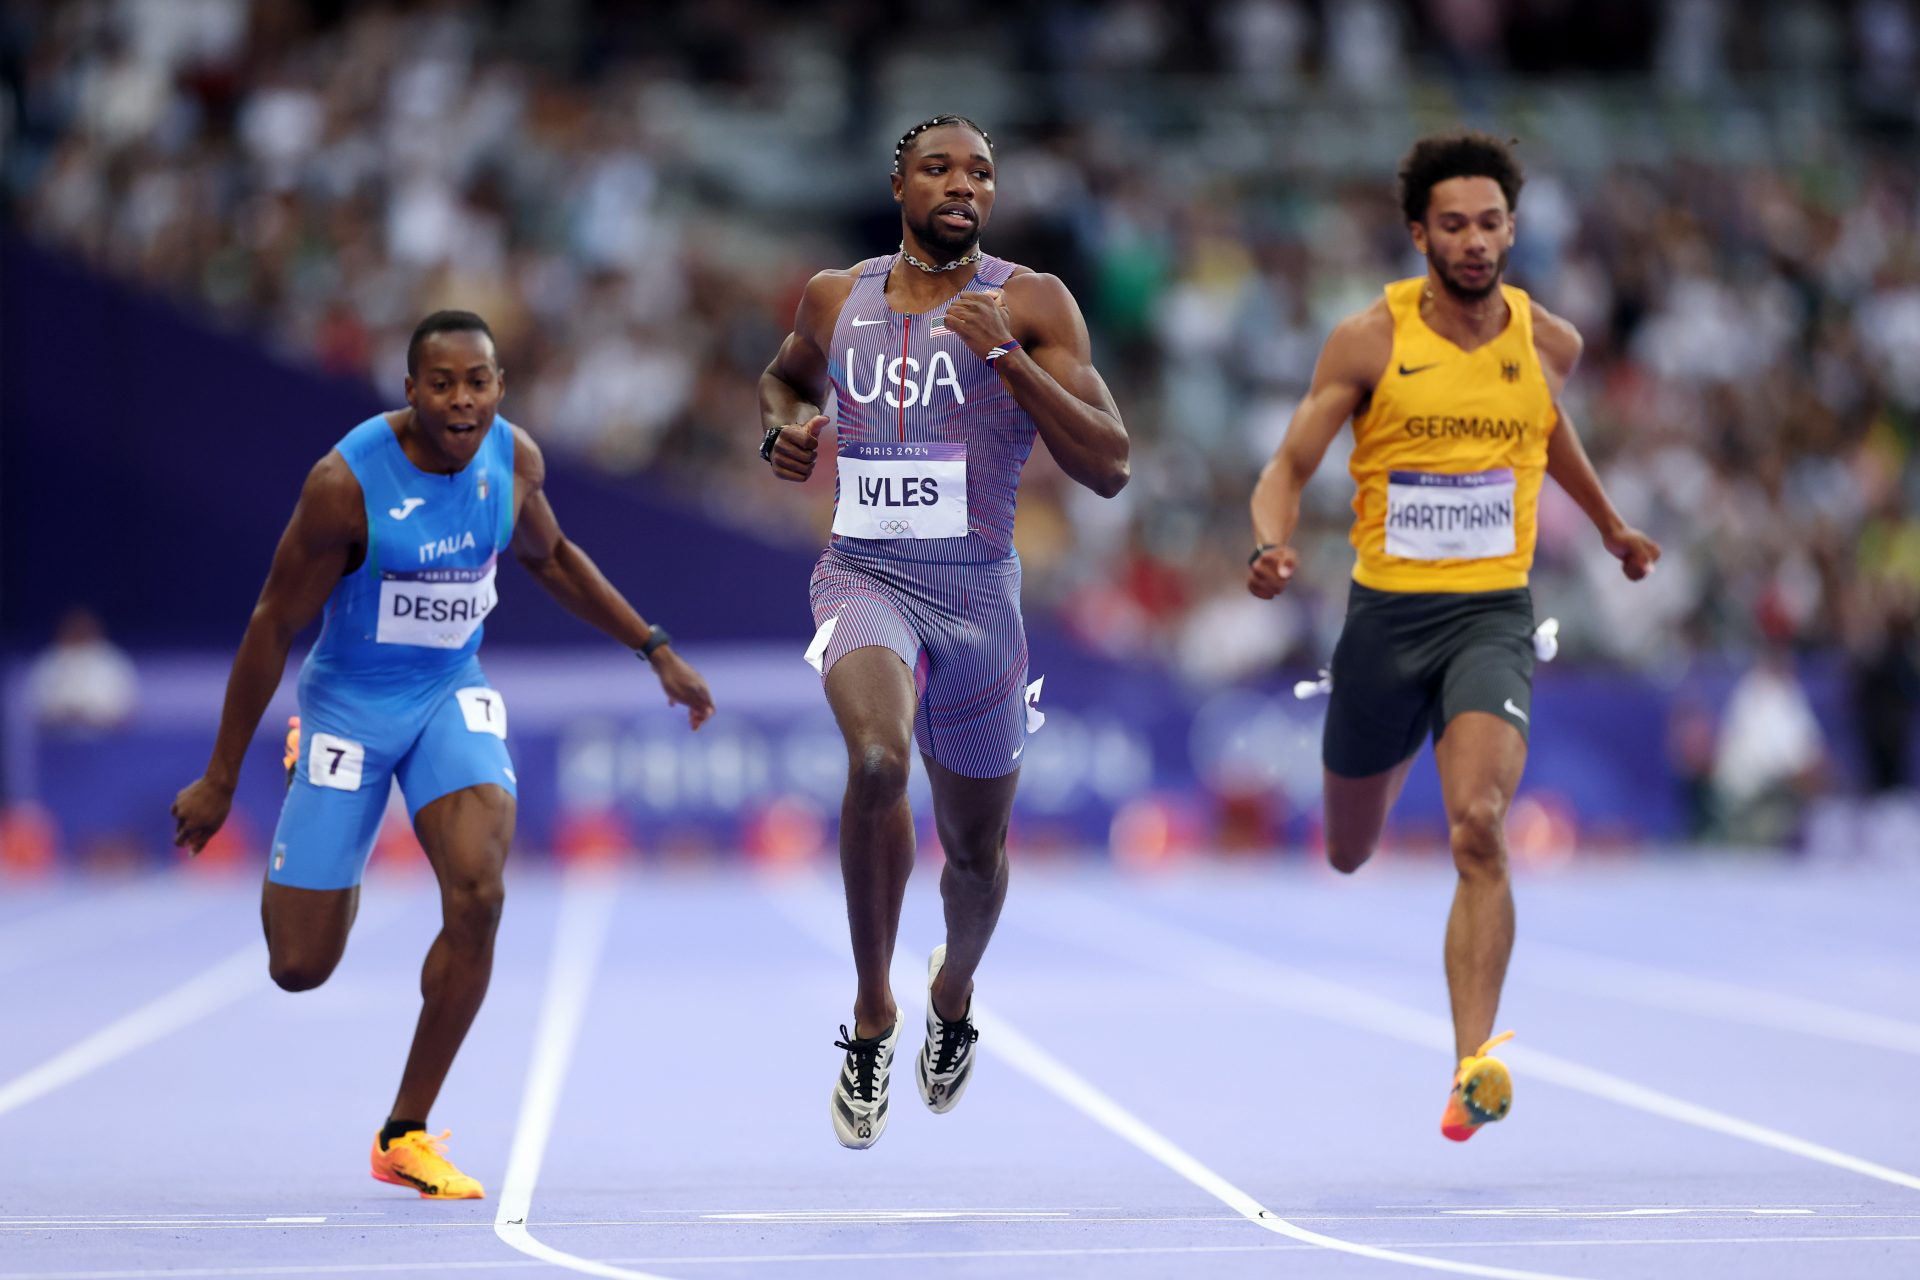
xmin=1520 ymin=938 xmax=1920 ymax=1056
xmin=1377 ymin=1204 xmax=1861 ymax=1209
xmin=0 ymin=942 xmax=264 ymax=1118
xmin=1036 ymin=894 xmax=1920 ymax=1194
xmin=764 ymin=882 xmax=1584 ymax=1280
xmin=979 ymin=1005 xmax=1586 ymax=1280
xmin=1 ymin=894 xmax=412 ymax=1121
xmin=492 ymin=868 xmax=679 ymax=1280
xmin=11 ymin=1236 xmax=1920 ymax=1279
xmin=0 ymin=876 xmax=190 ymax=977
xmin=15 ymin=1211 xmax=1920 ymax=1235
xmin=704 ymin=1210 xmax=1070 ymax=1221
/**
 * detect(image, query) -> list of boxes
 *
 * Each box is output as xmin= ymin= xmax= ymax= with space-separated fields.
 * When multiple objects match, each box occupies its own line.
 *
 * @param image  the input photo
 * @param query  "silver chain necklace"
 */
xmin=899 ymin=243 xmax=982 ymax=273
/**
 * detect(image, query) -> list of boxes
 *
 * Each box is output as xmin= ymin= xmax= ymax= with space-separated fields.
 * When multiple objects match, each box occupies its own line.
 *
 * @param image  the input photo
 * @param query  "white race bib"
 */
xmin=455 ymin=687 xmax=508 ymax=738
xmin=832 ymin=442 xmax=968 ymax=540
xmin=307 ymin=732 xmax=365 ymax=791
xmin=1384 ymin=469 xmax=1516 ymax=561
xmin=377 ymin=558 xmax=498 ymax=648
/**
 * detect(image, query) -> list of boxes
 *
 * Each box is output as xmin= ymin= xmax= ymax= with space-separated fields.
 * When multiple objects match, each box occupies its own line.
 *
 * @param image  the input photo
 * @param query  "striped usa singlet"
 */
xmin=806 ymin=252 xmax=1042 ymax=778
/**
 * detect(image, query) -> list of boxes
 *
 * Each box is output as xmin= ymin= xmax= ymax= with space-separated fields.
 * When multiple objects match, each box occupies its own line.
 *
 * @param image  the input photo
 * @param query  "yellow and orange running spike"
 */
xmin=369 ymin=1129 xmax=484 ymax=1200
xmin=1441 ymin=1031 xmax=1515 ymax=1142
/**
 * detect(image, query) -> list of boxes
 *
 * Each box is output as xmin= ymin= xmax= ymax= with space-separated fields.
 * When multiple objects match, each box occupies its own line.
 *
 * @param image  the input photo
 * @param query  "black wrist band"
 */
xmin=637 ymin=624 xmax=672 ymax=658
xmin=759 ymin=425 xmax=783 ymax=462
xmin=1248 ymin=543 xmax=1279 ymax=567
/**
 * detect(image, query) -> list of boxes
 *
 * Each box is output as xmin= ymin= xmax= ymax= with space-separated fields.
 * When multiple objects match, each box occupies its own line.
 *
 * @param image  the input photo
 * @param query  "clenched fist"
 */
xmin=768 ymin=414 xmax=830 ymax=482
xmin=944 ymin=288 xmax=1015 ymax=360
xmin=1603 ymin=525 xmax=1661 ymax=581
xmin=1247 ymin=545 xmax=1300 ymax=600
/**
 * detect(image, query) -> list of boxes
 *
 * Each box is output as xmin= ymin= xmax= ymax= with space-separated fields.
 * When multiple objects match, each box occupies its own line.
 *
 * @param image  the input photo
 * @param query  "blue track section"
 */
xmin=2 ymin=857 xmax=1917 ymax=1279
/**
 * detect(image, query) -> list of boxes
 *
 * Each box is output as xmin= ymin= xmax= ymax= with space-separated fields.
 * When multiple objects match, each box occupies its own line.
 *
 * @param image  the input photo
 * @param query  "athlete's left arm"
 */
xmin=508 ymin=427 xmax=715 ymax=728
xmin=945 ymin=273 xmax=1130 ymax=497
xmin=1535 ymin=305 xmax=1661 ymax=582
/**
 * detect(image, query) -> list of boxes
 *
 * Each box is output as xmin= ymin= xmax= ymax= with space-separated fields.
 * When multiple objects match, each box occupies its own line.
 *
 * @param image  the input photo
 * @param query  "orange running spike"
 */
xmin=369 ymin=1129 xmax=484 ymax=1200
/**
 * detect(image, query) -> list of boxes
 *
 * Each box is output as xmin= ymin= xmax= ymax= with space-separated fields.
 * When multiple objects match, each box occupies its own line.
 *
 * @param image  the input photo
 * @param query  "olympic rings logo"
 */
xmin=877 ymin=519 xmax=915 ymax=535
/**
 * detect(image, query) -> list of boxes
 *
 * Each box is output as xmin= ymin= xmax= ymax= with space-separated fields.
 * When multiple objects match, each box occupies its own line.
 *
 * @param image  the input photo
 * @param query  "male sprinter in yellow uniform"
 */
xmin=1247 ymin=132 xmax=1659 ymax=1141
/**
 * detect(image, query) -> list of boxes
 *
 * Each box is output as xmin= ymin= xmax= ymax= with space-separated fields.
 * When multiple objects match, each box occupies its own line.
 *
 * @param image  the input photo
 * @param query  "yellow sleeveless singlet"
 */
xmin=1347 ymin=278 xmax=1557 ymax=593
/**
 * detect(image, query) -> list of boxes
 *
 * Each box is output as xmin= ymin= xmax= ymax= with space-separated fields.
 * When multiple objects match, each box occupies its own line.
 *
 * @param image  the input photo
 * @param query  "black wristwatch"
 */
xmin=637 ymin=624 xmax=672 ymax=659
xmin=759 ymin=425 xmax=783 ymax=462
xmin=1248 ymin=542 xmax=1280 ymax=567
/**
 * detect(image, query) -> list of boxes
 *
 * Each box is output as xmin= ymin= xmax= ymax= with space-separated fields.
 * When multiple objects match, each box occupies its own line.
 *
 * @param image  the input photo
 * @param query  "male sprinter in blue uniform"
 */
xmin=172 ymin=311 xmax=713 ymax=1198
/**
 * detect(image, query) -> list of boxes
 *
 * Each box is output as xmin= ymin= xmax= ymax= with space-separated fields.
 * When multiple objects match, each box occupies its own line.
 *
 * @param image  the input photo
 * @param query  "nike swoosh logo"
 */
xmin=851 ymin=317 xmax=887 ymax=327
xmin=388 ymin=497 xmax=426 ymax=520
xmin=1011 ymin=744 xmax=1023 ymax=761
xmin=1503 ymin=698 xmax=1529 ymax=725
xmin=1398 ymin=362 xmax=1440 ymax=376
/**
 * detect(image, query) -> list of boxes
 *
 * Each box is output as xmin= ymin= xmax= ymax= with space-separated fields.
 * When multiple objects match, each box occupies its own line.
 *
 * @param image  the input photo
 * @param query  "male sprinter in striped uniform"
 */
xmin=759 ymin=115 xmax=1129 ymax=1148
xmin=1248 ymin=133 xmax=1659 ymax=1142
xmin=172 ymin=311 xmax=714 ymax=1196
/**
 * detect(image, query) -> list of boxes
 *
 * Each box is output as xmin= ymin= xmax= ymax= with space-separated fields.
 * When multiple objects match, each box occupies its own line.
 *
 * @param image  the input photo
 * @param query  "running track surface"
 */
xmin=3 ymin=855 xmax=1916 ymax=1280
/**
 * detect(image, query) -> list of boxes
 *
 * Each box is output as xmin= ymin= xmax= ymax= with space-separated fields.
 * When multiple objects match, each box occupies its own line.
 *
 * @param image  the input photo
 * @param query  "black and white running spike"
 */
xmin=916 ymin=944 xmax=980 ymax=1114
xmin=830 ymin=1020 xmax=899 ymax=1149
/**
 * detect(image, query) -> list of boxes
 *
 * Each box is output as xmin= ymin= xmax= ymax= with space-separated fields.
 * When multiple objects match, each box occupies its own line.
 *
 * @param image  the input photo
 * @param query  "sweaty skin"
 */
xmin=171 ymin=329 xmax=714 ymax=1131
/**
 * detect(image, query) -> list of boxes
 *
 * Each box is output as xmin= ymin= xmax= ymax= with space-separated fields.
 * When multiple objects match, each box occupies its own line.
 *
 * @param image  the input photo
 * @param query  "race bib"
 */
xmin=307 ymin=733 xmax=365 ymax=791
xmin=832 ymin=442 xmax=968 ymax=540
xmin=377 ymin=558 xmax=498 ymax=648
xmin=455 ymin=687 xmax=508 ymax=738
xmin=1384 ymin=469 xmax=1516 ymax=561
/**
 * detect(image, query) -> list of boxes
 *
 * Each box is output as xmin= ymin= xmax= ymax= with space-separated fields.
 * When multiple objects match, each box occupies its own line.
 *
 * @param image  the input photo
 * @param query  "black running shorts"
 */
xmin=1322 ymin=581 xmax=1535 ymax=779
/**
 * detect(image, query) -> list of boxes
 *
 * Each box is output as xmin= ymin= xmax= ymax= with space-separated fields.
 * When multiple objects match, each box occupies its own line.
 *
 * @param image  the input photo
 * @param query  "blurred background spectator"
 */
xmin=26 ymin=607 xmax=139 ymax=731
xmin=4 ymin=0 xmax=1917 ymax=855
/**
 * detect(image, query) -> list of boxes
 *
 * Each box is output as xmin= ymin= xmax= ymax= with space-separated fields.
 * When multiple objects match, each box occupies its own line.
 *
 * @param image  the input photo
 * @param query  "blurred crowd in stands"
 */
xmin=5 ymin=0 xmax=1918 ymax=720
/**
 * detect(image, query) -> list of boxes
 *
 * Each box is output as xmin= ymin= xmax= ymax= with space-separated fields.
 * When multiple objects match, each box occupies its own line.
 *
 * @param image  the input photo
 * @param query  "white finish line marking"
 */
xmin=702 ymin=1220 xmax=1075 ymax=1228
xmin=9 ymin=1237 xmax=1920 ymax=1279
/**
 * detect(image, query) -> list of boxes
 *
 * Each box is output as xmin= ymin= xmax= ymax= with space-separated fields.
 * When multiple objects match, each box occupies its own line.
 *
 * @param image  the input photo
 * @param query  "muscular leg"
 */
xmin=1434 ymin=712 xmax=1527 ymax=1060
xmin=923 ymin=757 xmax=1018 ymax=1022
xmin=388 ymin=783 xmax=514 ymax=1125
xmin=1322 ymin=756 xmax=1416 ymax=874
xmin=825 ymin=647 xmax=919 ymax=1039
xmin=262 ymin=880 xmax=360 ymax=991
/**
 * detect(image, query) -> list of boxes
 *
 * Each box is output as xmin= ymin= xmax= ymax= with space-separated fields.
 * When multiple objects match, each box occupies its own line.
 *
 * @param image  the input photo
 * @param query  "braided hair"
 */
xmin=891 ymin=114 xmax=995 ymax=175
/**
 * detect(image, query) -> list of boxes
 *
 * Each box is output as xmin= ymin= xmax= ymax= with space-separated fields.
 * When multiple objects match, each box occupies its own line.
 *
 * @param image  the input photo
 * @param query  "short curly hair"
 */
xmin=1398 ymin=131 xmax=1523 ymax=224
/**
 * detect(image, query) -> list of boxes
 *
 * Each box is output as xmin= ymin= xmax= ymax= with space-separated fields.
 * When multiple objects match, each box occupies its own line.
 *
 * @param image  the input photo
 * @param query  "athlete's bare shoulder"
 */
xmin=287 ymin=448 xmax=365 ymax=561
xmin=509 ymin=421 xmax=546 ymax=487
xmin=1529 ymin=299 xmax=1584 ymax=385
xmin=1319 ymin=297 xmax=1396 ymax=391
xmin=1000 ymin=268 xmax=1065 ymax=298
xmin=510 ymin=423 xmax=545 ymax=474
xmin=793 ymin=264 xmax=864 ymax=349
xmin=304 ymin=449 xmax=362 ymax=521
xmin=1000 ymin=270 xmax=1078 ymax=322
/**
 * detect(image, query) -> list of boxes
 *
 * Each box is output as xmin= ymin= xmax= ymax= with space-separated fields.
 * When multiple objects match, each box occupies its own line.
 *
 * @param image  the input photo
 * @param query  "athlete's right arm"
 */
xmin=171 ymin=454 xmax=360 ymax=853
xmin=758 ymin=270 xmax=854 ymax=482
xmin=1246 ymin=306 xmax=1390 ymax=599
